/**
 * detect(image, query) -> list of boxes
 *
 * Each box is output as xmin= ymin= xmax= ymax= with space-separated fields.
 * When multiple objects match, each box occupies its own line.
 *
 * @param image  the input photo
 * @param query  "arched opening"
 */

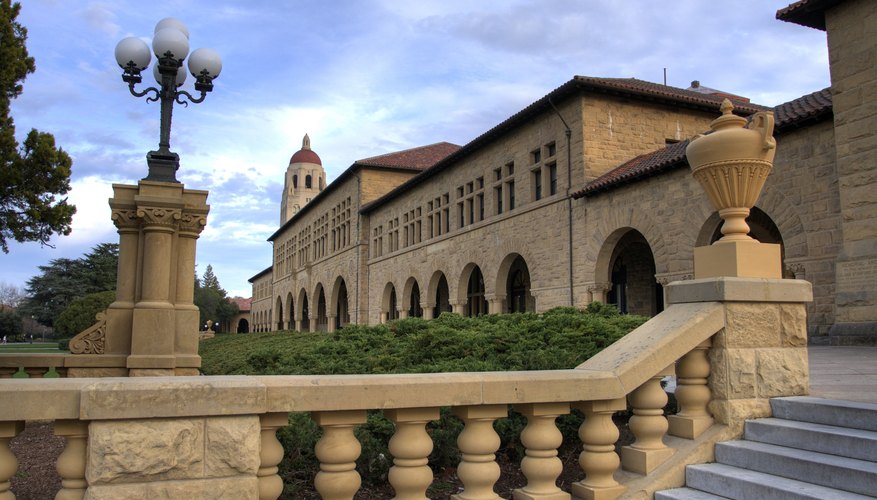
xmin=285 ymin=292 xmax=294 ymax=329
xmin=316 ymin=286 xmax=328 ymax=331
xmin=389 ymin=288 xmax=398 ymax=321
xmin=506 ymin=256 xmax=533 ymax=313
xmin=298 ymin=290 xmax=310 ymax=332
xmin=275 ymin=296 xmax=284 ymax=331
xmin=293 ymin=174 xmax=298 ymax=189
xmin=466 ymin=266 xmax=488 ymax=317
xmin=306 ymin=175 xmax=312 ymax=188
xmin=237 ymin=318 xmax=249 ymax=333
xmin=706 ymin=207 xmax=793 ymax=278
xmin=335 ymin=279 xmax=350 ymax=328
xmin=409 ymin=281 xmax=423 ymax=318
xmin=606 ymin=230 xmax=662 ymax=316
xmin=434 ymin=274 xmax=450 ymax=318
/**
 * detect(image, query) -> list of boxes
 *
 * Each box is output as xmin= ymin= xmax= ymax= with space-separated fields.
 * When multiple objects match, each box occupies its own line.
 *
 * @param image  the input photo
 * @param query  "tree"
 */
xmin=0 ymin=281 xmax=24 ymax=308
xmin=0 ymin=0 xmax=75 ymax=253
xmin=194 ymin=265 xmax=238 ymax=332
xmin=55 ymin=290 xmax=115 ymax=337
xmin=19 ymin=243 xmax=118 ymax=326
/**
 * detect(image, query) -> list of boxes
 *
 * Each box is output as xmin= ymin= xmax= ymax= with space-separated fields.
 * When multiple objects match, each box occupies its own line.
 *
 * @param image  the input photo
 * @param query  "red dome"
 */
xmin=290 ymin=148 xmax=322 ymax=165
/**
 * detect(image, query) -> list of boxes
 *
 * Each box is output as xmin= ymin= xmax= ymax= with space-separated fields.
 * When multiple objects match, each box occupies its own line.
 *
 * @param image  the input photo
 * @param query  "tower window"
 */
xmin=293 ymin=175 xmax=298 ymax=188
xmin=306 ymin=175 xmax=312 ymax=188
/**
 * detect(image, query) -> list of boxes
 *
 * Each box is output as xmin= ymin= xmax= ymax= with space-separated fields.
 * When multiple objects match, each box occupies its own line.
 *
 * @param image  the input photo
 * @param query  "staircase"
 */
xmin=656 ymin=396 xmax=877 ymax=499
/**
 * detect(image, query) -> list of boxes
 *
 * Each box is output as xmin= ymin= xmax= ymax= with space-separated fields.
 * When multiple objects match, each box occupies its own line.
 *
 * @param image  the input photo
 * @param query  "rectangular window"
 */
xmin=494 ymin=168 xmax=502 ymax=181
xmin=531 ymin=149 xmax=541 ymax=164
xmin=508 ymin=180 xmax=515 ymax=210
xmin=467 ymin=198 xmax=474 ymax=224
xmin=458 ymin=202 xmax=464 ymax=228
xmin=443 ymin=207 xmax=450 ymax=233
xmin=477 ymin=193 xmax=484 ymax=221
xmin=495 ymin=186 xmax=503 ymax=214
xmin=547 ymin=142 xmax=556 ymax=157
xmin=549 ymin=163 xmax=558 ymax=195
xmin=506 ymin=162 xmax=515 ymax=176
xmin=533 ymin=168 xmax=542 ymax=201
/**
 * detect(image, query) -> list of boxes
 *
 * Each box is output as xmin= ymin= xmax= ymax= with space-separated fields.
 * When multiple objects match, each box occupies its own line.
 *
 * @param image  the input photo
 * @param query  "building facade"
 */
xmin=250 ymin=0 xmax=876 ymax=344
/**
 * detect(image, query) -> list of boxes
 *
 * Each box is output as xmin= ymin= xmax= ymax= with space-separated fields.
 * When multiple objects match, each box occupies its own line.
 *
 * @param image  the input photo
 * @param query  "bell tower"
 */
xmin=280 ymin=134 xmax=325 ymax=225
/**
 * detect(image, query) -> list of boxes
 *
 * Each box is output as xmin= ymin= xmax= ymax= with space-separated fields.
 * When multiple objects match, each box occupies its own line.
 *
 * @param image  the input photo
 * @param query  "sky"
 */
xmin=2 ymin=0 xmax=830 ymax=299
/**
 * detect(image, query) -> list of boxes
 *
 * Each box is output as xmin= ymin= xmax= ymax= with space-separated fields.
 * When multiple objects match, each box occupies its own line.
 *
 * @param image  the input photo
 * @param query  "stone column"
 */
xmin=513 ymin=402 xmax=571 ymax=500
xmin=127 ymin=182 xmax=184 ymax=377
xmin=586 ymin=283 xmax=611 ymax=304
xmin=571 ymin=398 xmax=627 ymax=500
xmin=312 ymin=410 xmax=367 ymax=500
xmin=105 ymin=187 xmax=140 ymax=355
xmin=380 ymin=311 xmax=388 ymax=324
xmin=55 ymin=420 xmax=89 ymax=500
xmin=327 ymin=315 xmax=337 ymax=333
xmin=450 ymin=301 xmax=465 ymax=315
xmin=0 ymin=421 xmax=23 ymax=500
xmin=175 ymin=200 xmax=208 ymax=375
xmin=386 ymin=407 xmax=439 ymax=499
xmin=397 ymin=308 xmax=409 ymax=320
xmin=487 ymin=294 xmax=505 ymax=315
xmin=452 ymin=405 xmax=506 ymax=500
xmin=421 ymin=302 xmax=434 ymax=320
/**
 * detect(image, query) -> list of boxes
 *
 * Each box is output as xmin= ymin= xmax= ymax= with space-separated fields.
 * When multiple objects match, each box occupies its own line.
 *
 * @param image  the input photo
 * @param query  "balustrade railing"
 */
xmin=0 ymin=278 xmax=813 ymax=499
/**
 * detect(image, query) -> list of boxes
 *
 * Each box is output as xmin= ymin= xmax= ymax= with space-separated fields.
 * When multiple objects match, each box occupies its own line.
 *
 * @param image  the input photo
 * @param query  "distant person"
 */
xmin=28 ymin=335 xmax=33 ymax=344
xmin=1 ymin=336 xmax=6 ymax=344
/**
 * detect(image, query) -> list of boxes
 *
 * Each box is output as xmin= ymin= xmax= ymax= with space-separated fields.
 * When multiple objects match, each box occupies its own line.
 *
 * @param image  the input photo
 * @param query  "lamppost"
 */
xmin=114 ymin=18 xmax=222 ymax=183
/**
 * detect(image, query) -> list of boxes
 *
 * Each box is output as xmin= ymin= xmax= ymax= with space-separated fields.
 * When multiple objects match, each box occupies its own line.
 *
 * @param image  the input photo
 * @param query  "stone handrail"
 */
xmin=0 ymin=278 xmax=812 ymax=499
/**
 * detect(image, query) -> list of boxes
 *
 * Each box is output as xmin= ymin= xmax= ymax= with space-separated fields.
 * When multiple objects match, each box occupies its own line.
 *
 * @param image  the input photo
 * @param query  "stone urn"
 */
xmin=686 ymin=99 xmax=776 ymax=243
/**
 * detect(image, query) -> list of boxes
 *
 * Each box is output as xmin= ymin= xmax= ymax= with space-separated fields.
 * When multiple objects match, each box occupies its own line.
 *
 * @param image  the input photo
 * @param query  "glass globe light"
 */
xmin=152 ymin=27 xmax=189 ymax=60
xmin=114 ymin=37 xmax=151 ymax=70
xmin=153 ymin=63 xmax=187 ymax=87
xmin=188 ymin=48 xmax=222 ymax=78
xmin=154 ymin=17 xmax=189 ymax=39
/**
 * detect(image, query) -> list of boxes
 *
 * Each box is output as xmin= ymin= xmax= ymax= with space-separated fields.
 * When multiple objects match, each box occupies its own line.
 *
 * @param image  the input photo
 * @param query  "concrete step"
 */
xmin=745 ymin=417 xmax=877 ymax=462
xmin=654 ymin=486 xmax=729 ymax=499
xmin=716 ymin=440 xmax=877 ymax=496
xmin=771 ymin=396 xmax=877 ymax=431
xmin=685 ymin=463 xmax=873 ymax=499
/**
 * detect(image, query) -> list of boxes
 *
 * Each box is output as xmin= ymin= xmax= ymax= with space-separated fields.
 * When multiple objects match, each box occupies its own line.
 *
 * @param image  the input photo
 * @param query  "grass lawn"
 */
xmin=0 ymin=343 xmax=62 ymax=353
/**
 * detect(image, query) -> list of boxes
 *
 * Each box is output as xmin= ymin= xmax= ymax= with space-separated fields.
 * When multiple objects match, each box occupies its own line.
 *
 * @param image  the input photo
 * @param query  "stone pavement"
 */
xmin=808 ymin=346 xmax=877 ymax=404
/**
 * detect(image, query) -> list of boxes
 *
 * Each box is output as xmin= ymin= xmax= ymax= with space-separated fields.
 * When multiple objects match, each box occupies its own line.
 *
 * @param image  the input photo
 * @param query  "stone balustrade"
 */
xmin=0 ymin=278 xmax=812 ymax=499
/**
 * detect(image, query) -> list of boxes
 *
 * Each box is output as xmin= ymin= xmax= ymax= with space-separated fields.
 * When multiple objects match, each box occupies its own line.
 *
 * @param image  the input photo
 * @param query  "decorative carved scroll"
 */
xmin=69 ymin=311 xmax=107 ymax=354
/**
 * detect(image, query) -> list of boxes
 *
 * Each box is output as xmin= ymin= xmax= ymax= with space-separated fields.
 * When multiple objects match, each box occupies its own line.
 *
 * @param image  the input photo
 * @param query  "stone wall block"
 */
xmin=779 ymin=304 xmax=808 ymax=347
xmin=707 ymin=348 xmax=756 ymax=400
xmin=85 ymin=477 xmax=258 ymax=500
xmin=206 ymin=416 xmax=261 ymax=477
xmin=707 ymin=399 xmax=772 ymax=429
xmin=87 ymin=419 xmax=204 ymax=485
xmin=724 ymin=303 xmax=781 ymax=348
xmin=756 ymin=348 xmax=809 ymax=398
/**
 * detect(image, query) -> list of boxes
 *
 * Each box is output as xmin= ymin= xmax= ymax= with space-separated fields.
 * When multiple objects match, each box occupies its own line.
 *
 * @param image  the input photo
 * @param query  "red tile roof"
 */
xmin=776 ymin=0 xmax=842 ymax=30
xmin=356 ymin=142 xmax=461 ymax=171
xmin=575 ymin=77 xmax=767 ymax=113
xmin=574 ymin=89 xmax=834 ymax=198
xmin=231 ymin=297 xmax=252 ymax=312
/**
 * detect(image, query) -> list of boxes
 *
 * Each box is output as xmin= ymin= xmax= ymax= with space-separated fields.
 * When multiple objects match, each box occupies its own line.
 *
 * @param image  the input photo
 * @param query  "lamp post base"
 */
xmin=145 ymin=150 xmax=181 ymax=183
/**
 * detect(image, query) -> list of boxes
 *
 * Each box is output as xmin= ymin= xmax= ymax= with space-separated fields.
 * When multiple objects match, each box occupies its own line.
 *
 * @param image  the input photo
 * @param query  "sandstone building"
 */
xmin=250 ymin=0 xmax=876 ymax=344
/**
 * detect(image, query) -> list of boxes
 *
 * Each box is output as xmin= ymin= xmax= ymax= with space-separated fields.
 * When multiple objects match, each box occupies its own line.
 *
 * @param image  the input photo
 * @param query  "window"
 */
xmin=508 ymin=180 xmax=515 ymax=210
xmin=293 ymin=175 xmax=298 ymax=188
xmin=456 ymin=178 xmax=485 ymax=228
xmin=305 ymin=175 xmax=312 ymax=188
xmin=533 ymin=168 xmax=542 ymax=201
xmin=549 ymin=163 xmax=558 ymax=195
xmin=495 ymin=186 xmax=503 ymax=214
xmin=494 ymin=161 xmax=515 ymax=214
xmin=547 ymin=142 xmax=556 ymax=158
xmin=531 ymin=149 xmax=541 ymax=164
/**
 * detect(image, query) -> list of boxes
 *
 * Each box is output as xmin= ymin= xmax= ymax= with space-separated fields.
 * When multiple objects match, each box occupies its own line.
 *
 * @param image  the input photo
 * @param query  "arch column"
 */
xmin=327 ymin=314 xmax=337 ymax=333
xmin=421 ymin=302 xmax=434 ymax=320
xmin=586 ymin=282 xmax=612 ymax=303
xmin=487 ymin=294 xmax=505 ymax=315
xmin=450 ymin=300 xmax=465 ymax=315
xmin=397 ymin=308 xmax=409 ymax=320
xmin=105 ymin=202 xmax=138 ymax=355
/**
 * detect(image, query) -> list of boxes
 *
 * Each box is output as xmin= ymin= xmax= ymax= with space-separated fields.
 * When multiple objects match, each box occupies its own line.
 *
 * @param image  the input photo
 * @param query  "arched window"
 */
xmin=388 ymin=288 xmax=398 ymax=320
xmin=507 ymin=256 xmax=533 ymax=313
xmin=293 ymin=174 xmax=298 ymax=189
xmin=306 ymin=175 xmax=312 ymax=188
xmin=466 ymin=267 xmax=488 ymax=317
xmin=434 ymin=275 xmax=450 ymax=318
xmin=409 ymin=282 xmax=422 ymax=318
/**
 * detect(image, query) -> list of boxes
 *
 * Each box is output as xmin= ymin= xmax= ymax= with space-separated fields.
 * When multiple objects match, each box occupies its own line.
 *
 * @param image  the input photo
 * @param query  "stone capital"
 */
xmin=136 ymin=206 xmax=182 ymax=228
xmin=179 ymin=211 xmax=208 ymax=236
xmin=111 ymin=209 xmax=140 ymax=231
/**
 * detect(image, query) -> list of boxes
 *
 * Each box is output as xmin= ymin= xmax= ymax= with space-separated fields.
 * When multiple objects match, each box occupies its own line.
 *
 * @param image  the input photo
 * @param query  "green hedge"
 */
xmin=200 ymin=305 xmax=648 ymax=494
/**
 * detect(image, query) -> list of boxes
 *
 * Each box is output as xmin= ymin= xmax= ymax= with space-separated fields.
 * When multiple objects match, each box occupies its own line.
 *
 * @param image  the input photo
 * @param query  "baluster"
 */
xmin=386 ymin=408 xmax=439 ymax=500
xmin=55 ymin=420 xmax=88 ymax=500
xmin=513 ymin=403 xmax=570 ymax=500
xmin=0 ymin=422 xmax=24 ymax=500
xmin=258 ymin=413 xmax=288 ymax=500
xmin=452 ymin=405 xmax=506 ymax=500
xmin=0 ymin=369 xmax=15 ymax=379
xmin=571 ymin=399 xmax=626 ymax=500
xmin=312 ymin=410 xmax=367 ymax=500
xmin=668 ymin=339 xmax=714 ymax=439
xmin=24 ymin=367 xmax=49 ymax=378
xmin=622 ymin=366 xmax=675 ymax=474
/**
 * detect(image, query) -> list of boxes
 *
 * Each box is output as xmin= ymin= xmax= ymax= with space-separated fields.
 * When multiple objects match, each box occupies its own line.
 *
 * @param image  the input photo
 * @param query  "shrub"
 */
xmin=54 ymin=291 xmax=115 ymax=337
